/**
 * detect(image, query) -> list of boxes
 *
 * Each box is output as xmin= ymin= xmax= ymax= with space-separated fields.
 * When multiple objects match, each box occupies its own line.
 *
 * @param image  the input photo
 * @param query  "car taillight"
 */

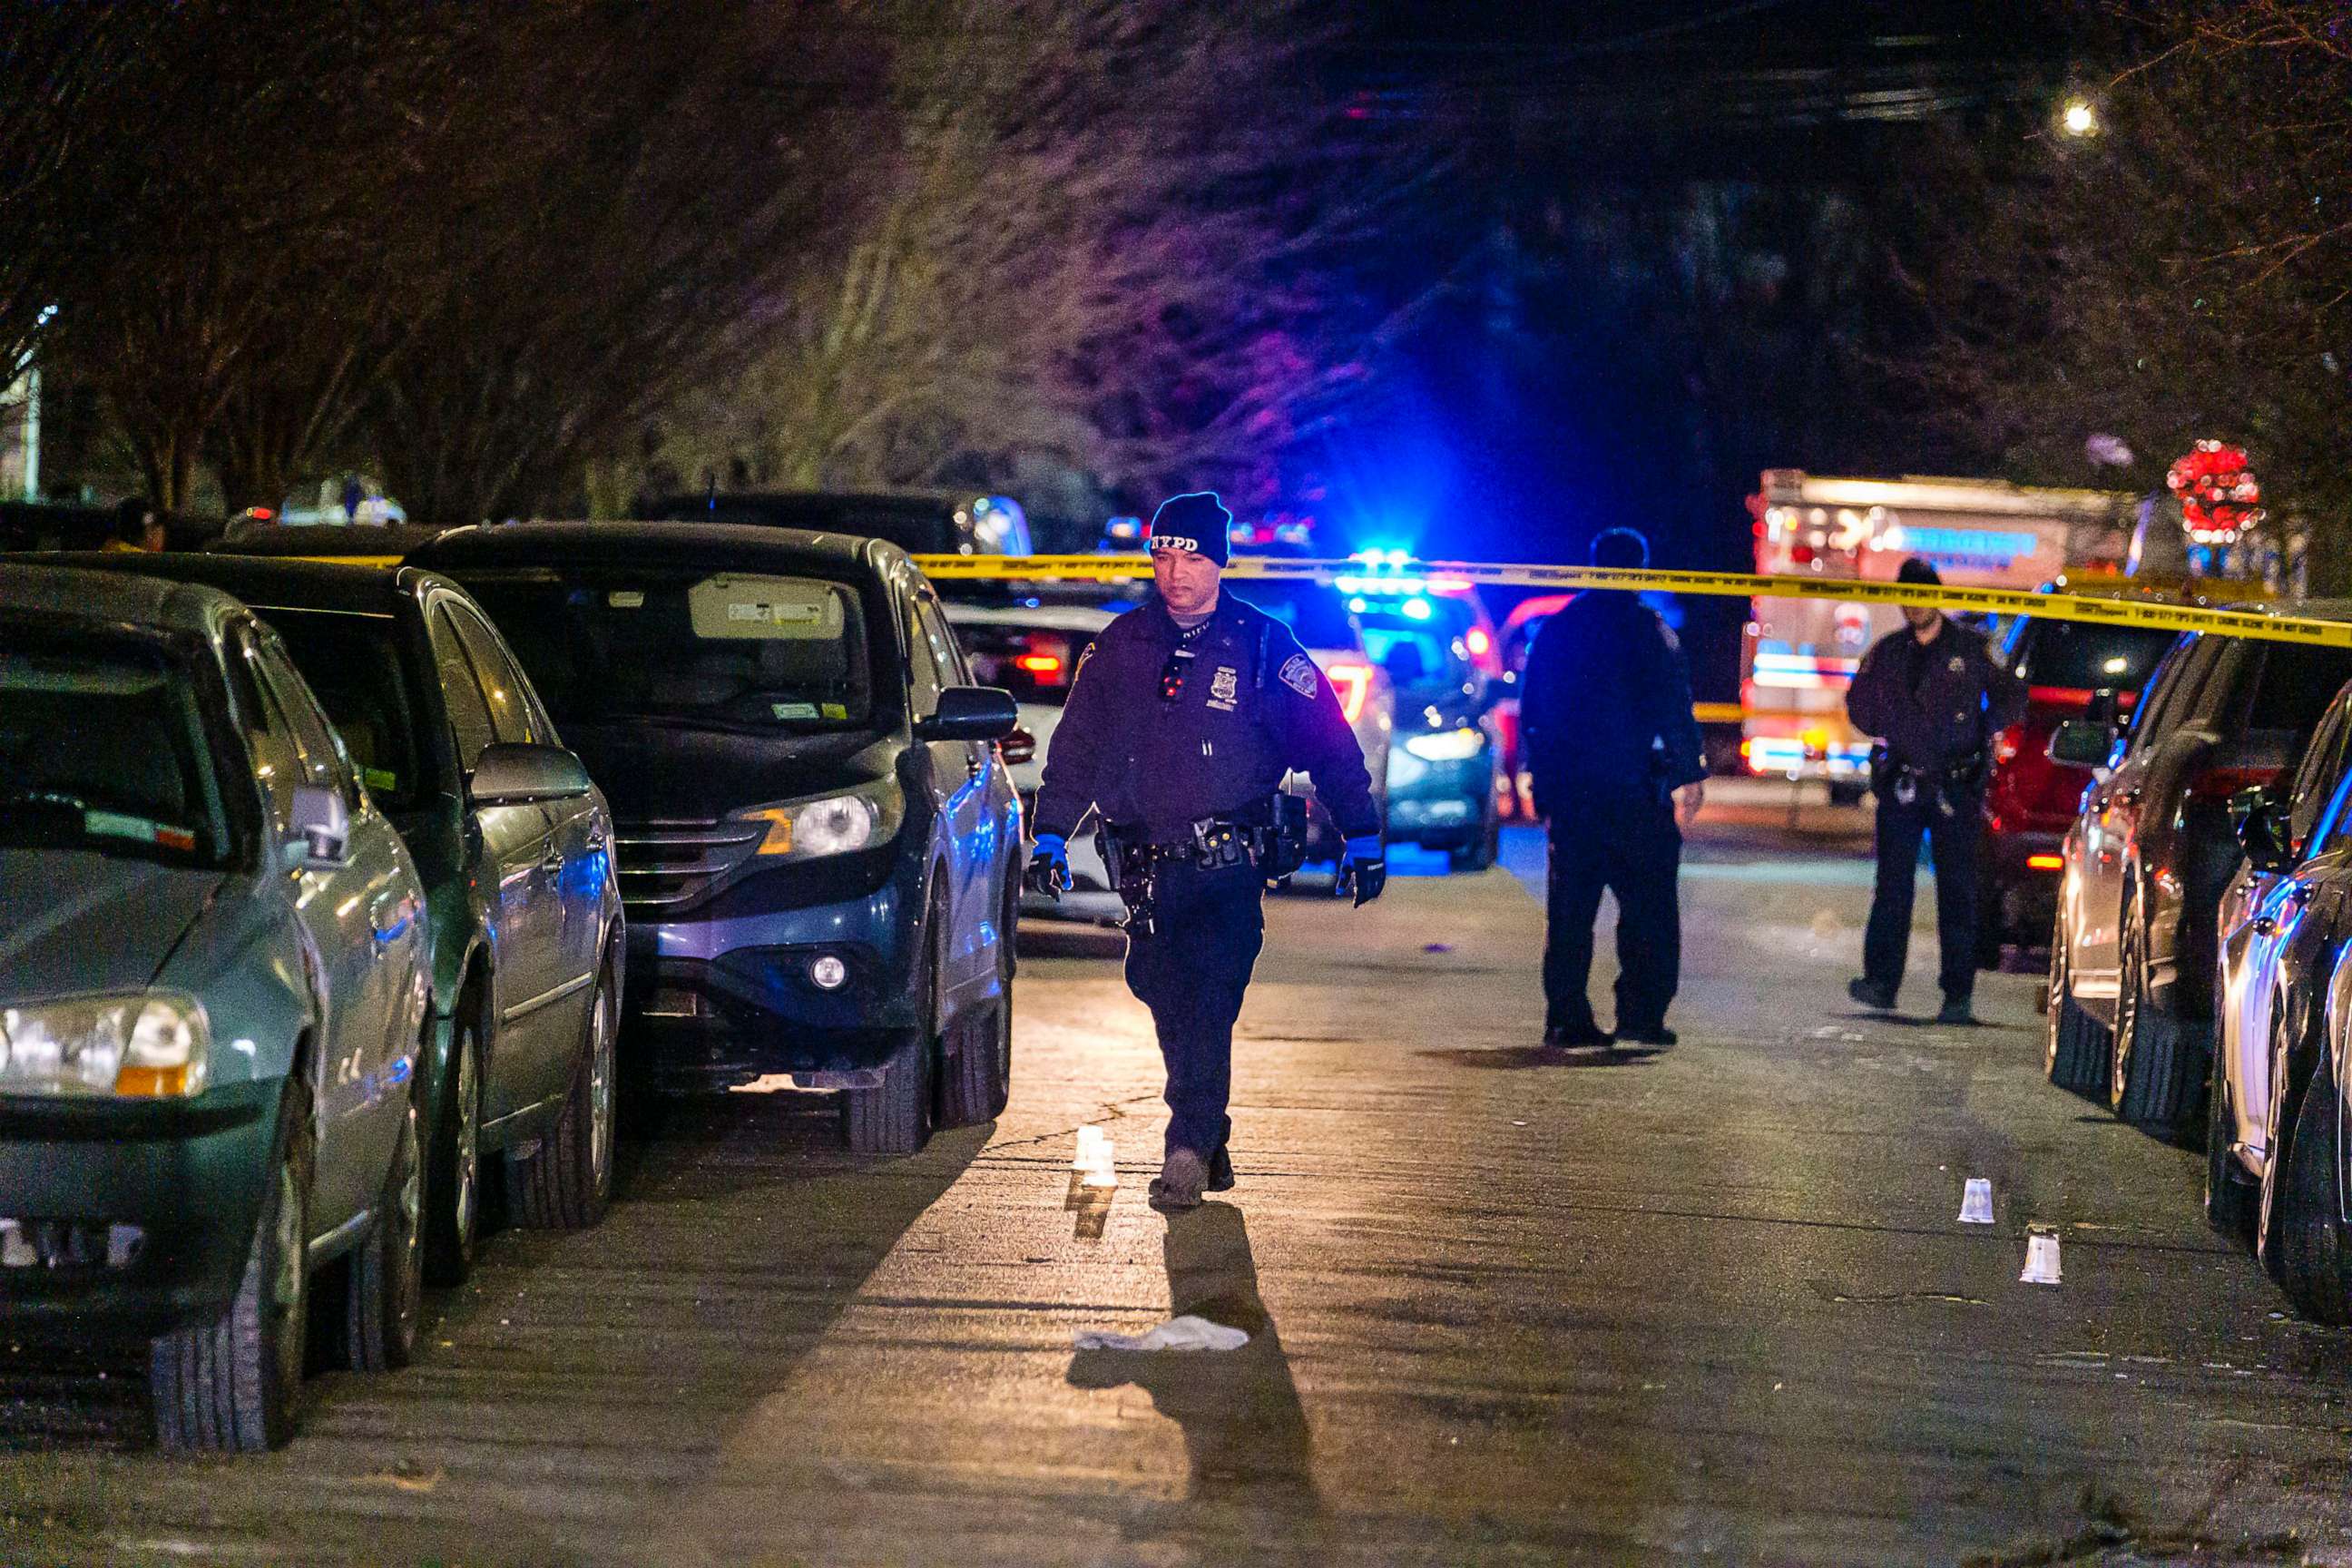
xmin=2188 ymin=765 xmax=2280 ymax=804
xmin=1327 ymin=660 xmax=1372 ymax=723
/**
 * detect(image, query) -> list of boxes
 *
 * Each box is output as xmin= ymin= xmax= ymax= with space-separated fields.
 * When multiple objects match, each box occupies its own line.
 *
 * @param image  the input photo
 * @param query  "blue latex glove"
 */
xmin=1024 ymin=833 xmax=1070 ymax=899
xmin=1337 ymin=833 xmax=1387 ymax=906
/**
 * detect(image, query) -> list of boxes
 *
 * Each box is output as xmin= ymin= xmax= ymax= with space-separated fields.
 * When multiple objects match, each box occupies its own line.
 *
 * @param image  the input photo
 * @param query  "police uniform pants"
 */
xmin=1123 ymin=857 xmax=1266 ymax=1161
xmin=1862 ymin=789 xmax=1982 ymax=1002
xmin=1543 ymin=797 xmax=1681 ymax=1034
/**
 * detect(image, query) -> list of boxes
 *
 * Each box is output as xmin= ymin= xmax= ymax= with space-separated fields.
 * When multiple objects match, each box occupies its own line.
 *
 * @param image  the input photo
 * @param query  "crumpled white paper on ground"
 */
xmin=1072 ymin=1315 xmax=1250 ymax=1352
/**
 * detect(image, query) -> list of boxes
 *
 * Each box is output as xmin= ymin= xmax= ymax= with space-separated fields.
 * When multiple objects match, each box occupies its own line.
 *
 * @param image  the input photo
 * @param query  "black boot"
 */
xmin=1847 ymin=976 xmax=1897 ymax=1011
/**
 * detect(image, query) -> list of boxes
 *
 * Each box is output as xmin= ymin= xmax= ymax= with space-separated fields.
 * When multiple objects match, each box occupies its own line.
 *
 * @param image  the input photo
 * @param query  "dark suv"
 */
xmin=2045 ymin=608 xmax=2352 ymax=1133
xmin=410 ymin=524 xmax=1023 ymax=1154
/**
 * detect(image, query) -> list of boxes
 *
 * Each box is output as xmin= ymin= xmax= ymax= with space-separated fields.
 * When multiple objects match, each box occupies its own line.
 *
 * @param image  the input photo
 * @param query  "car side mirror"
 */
xmin=288 ymin=782 xmax=350 ymax=870
xmin=1000 ymin=724 xmax=1036 ymax=766
xmin=916 ymin=685 xmax=1018 ymax=741
xmin=2084 ymin=687 xmax=2122 ymax=726
xmin=2048 ymin=719 xmax=2119 ymax=769
xmin=2233 ymin=786 xmax=2297 ymax=873
xmin=469 ymin=741 xmax=593 ymax=806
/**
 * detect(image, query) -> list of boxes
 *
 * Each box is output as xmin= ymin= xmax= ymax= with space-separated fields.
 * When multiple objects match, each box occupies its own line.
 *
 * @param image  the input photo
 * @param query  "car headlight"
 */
xmin=1405 ymin=727 xmax=1485 ymax=762
xmin=735 ymin=782 xmax=905 ymax=862
xmin=0 ymin=993 xmax=211 ymax=1098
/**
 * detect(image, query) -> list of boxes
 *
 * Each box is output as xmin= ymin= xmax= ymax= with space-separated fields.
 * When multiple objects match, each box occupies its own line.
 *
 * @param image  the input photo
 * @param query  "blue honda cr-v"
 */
xmin=410 ymin=523 xmax=1023 ymax=1153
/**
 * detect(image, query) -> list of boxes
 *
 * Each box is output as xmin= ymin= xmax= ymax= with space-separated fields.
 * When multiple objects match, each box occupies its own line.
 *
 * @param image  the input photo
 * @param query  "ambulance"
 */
xmin=1740 ymin=471 xmax=2133 ymax=800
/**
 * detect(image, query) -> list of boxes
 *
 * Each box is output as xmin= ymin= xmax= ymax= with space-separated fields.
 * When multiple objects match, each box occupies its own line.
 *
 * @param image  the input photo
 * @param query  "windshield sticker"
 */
xmin=821 ymin=702 xmax=848 ymax=720
xmin=84 ymin=809 xmax=195 ymax=852
xmin=769 ymin=701 xmax=818 ymax=720
xmin=608 ymin=590 xmax=645 ymax=609
xmin=362 ymin=768 xmax=399 ymax=793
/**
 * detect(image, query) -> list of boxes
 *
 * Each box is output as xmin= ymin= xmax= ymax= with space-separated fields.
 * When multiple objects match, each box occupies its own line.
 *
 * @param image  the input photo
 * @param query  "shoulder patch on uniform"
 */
xmin=1279 ymin=652 xmax=1318 ymax=697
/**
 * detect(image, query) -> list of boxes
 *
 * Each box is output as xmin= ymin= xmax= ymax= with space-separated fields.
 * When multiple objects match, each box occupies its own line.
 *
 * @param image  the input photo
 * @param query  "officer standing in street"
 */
xmin=1025 ymin=491 xmax=1385 ymax=1212
xmin=1520 ymin=526 xmax=1708 ymax=1049
xmin=1845 ymin=557 xmax=2027 ymax=1024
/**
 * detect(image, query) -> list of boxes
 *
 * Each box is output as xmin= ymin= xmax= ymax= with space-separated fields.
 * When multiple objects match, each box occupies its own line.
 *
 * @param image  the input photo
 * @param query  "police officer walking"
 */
xmin=1025 ymin=491 xmax=1385 ymax=1212
xmin=1520 ymin=527 xmax=1708 ymax=1049
xmin=1845 ymin=557 xmax=2027 ymax=1024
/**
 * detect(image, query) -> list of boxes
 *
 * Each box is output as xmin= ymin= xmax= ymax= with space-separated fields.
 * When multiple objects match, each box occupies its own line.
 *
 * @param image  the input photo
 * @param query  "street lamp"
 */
xmin=2060 ymin=98 xmax=2099 ymax=138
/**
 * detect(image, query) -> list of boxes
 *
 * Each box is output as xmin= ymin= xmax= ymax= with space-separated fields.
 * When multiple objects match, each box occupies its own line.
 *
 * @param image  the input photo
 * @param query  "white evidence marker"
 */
xmin=1958 ymin=1178 xmax=1994 ymax=1225
xmin=1075 ymin=1126 xmax=1117 ymax=1188
xmin=2020 ymin=1231 xmax=2063 ymax=1286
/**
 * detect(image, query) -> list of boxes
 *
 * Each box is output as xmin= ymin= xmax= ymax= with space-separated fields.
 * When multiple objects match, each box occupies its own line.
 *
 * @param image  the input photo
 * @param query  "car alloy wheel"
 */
xmin=2112 ymin=900 xmax=2144 ymax=1112
xmin=588 ymin=972 xmax=616 ymax=1197
xmin=453 ymin=1035 xmax=480 ymax=1245
xmin=269 ymin=1133 xmax=308 ymax=1393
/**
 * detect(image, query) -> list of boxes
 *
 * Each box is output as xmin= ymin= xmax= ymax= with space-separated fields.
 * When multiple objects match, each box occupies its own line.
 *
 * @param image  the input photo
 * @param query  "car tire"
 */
xmin=2045 ymin=925 xmax=2105 ymax=1093
xmin=506 ymin=956 xmax=619 ymax=1230
xmin=1828 ymin=780 xmax=1867 ymax=808
xmin=2112 ymin=896 xmax=2200 ymax=1132
xmin=344 ymin=1096 xmax=423 ymax=1373
xmin=845 ymin=891 xmax=944 ymax=1154
xmin=152 ymin=1066 xmax=314 ymax=1452
xmin=1448 ymin=816 xmax=1500 ymax=873
xmin=939 ymin=917 xmax=1012 ymax=1128
xmin=2206 ymin=1039 xmax=2259 ymax=1242
xmin=2273 ymin=1052 xmax=2352 ymax=1324
xmin=424 ymin=1010 xmax=484 ymax=1287
xmin=844 ymin=1027 xmax=936 ymax=1154
xmin=939 ymin=998 xmax=1012 ymax=1128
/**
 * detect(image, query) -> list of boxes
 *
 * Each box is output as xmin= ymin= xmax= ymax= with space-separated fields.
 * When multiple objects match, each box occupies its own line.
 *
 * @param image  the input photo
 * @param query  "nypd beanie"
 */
xmin=1147 ymin=492 xmax=1232 ymax=566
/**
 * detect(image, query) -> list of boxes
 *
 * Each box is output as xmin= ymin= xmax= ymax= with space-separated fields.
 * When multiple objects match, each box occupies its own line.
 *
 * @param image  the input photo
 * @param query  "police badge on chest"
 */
xmin=1208 ymin=664 xmax=1240 ymax=711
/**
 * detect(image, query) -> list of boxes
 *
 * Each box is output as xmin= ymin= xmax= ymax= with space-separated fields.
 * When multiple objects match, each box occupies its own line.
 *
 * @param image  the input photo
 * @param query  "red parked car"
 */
xmin=1494 ymin=593 xmax=1573 ymax=818
xmin=1977 ymin=614 xmax=2179 ymax=964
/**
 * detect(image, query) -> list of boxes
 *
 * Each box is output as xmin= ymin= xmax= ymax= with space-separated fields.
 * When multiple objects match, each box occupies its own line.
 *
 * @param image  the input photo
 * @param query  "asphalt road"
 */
xmin=10 ymin=780 xmax=2352 ymax=1566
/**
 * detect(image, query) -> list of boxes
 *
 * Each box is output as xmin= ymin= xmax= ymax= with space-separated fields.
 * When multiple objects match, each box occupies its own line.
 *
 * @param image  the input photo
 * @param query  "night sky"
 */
xmin=1319 ymin=0 xmax=2071 ymax=693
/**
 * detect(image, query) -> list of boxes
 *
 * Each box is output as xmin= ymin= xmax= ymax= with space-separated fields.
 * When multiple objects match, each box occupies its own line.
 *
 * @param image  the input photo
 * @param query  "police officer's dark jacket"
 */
xmin=1846 ymin=616 xmax=2028 ymax=771
xmin=1519 ymin=590 xmax=1706 ymax=810
xmin=1032 ymin=593 xmax=1380 ymax=846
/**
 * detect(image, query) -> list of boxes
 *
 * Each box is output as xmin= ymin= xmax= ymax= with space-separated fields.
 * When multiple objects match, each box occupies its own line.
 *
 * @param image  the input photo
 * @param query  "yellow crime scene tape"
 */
xmin=293 ymin=544 xmax=2345 ymax=648
xmin=907 ymin=554 xmax=2352 ymax=649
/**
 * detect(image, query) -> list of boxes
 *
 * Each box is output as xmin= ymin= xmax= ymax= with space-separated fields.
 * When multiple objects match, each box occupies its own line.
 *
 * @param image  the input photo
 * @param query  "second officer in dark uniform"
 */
xmin=1844 ymin=556 xmax=2027 ymax=1024
xmin=1519 ymin=526 xmax=1708 ymax=1049
xmin=1025 ymin=491 xmax=1384 ymax=1212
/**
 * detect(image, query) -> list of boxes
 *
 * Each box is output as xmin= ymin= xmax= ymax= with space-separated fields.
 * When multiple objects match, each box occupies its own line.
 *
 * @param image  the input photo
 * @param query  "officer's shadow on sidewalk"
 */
xmin=1067 ymin=1202 xmax=1321 ymax=1524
